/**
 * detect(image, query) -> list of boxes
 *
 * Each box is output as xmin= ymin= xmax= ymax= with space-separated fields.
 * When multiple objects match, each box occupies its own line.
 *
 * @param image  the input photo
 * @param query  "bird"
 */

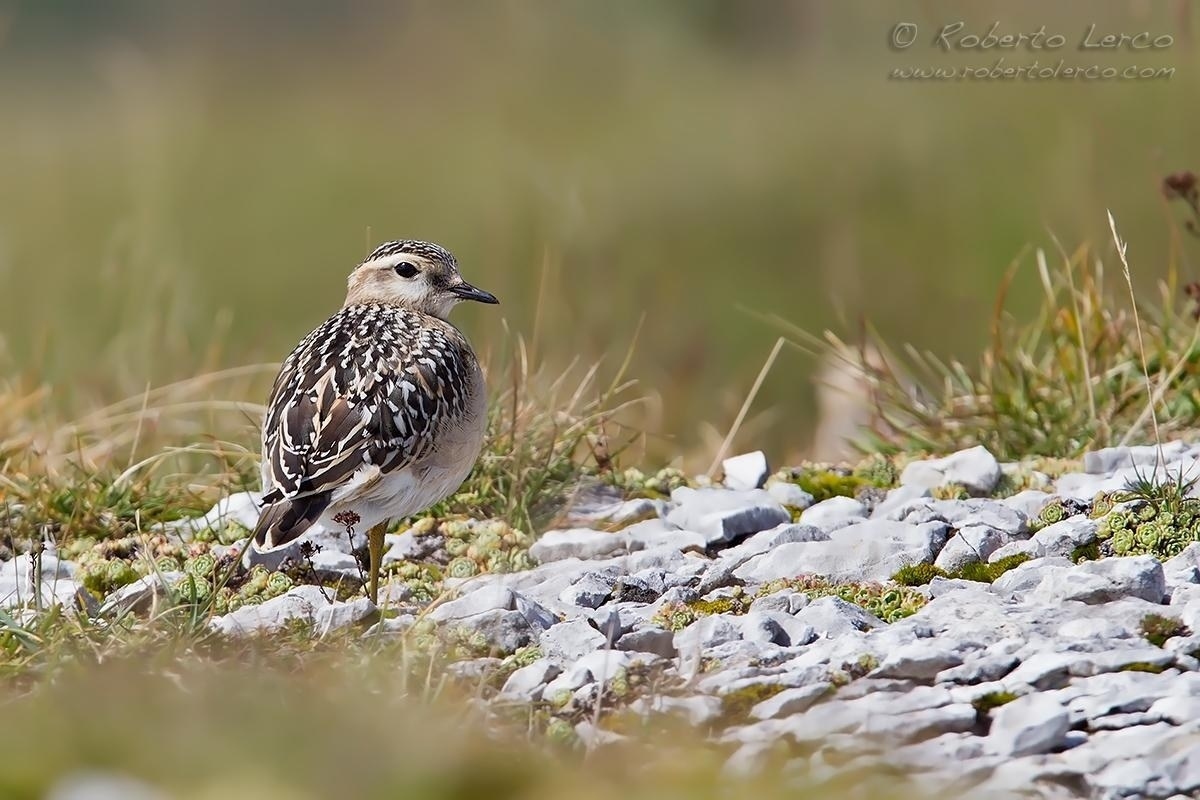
xmin=251 ymin=239 xmax=498 ymax=603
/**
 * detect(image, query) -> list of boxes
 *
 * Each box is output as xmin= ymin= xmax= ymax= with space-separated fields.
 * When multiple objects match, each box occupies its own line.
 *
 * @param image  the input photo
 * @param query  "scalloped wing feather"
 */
xmin=253 ymin=304 xmax=475 ymax=550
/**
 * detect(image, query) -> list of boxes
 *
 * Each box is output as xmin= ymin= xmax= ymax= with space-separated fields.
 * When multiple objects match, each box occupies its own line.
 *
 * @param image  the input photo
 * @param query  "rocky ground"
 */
xmin=8 ymin=443 xmax=1200 ymax=799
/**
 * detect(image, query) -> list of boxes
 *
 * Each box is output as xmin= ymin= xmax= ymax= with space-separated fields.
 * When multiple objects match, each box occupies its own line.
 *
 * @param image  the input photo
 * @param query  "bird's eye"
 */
xmin=393 ymin=262 xmax=419 ymax=278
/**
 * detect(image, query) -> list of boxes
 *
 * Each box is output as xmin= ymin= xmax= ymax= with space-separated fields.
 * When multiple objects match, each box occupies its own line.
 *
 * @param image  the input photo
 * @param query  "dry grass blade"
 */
xmin=1107 ymin=210 xmax=1162 ymax=465
xmin=706 ymin=337 xmax=785 ymax=477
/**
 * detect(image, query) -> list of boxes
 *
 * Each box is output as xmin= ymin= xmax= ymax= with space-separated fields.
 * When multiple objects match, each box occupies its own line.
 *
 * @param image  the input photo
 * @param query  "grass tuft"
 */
xmin=891 ymin=563 xmax=948 ymax=587
xmin=1140 ymin=613 xmax=1191 ymax=648
xmin=777 ymin=235 xmax=1200 ymax=460
xmin=954 ymin=554 xmax=1032 ymax=584
xmin=417 ymin=334 xmax=646 ymax=533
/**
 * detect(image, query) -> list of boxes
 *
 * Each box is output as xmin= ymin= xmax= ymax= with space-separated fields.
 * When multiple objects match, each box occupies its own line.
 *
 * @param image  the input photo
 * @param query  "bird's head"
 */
xmin=345 ymin=240 xmax=499 ymax=318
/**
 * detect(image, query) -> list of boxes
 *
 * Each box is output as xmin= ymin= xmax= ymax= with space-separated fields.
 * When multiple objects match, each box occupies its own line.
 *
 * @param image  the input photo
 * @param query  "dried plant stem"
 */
xmin=707 ymin=337 xmax=785 ymax=477
xmin=1107 ymin=210 xmax=1163 ymax=468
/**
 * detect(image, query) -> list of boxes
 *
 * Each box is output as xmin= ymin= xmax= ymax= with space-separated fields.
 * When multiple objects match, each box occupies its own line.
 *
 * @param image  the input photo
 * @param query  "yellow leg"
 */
xmin=367 ymin=522 xmax=387 ymax=604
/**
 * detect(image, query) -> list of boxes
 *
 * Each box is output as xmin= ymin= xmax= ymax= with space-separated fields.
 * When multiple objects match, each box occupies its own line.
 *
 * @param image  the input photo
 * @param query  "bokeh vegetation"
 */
xmin=3 ymin=1 xmax=1200 ymax=464
xmin=0 ymin=628 xmax=926 ymax=800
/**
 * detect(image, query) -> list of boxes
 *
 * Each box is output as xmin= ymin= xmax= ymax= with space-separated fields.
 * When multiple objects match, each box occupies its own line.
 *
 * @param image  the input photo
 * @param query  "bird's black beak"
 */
xmin=449 ymin=281 xmax=499 ymax=305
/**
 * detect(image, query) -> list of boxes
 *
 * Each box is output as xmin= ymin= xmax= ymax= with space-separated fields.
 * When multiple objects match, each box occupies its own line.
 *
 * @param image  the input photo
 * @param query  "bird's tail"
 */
xmin=252 ymin=492 xmax=332 ymax=551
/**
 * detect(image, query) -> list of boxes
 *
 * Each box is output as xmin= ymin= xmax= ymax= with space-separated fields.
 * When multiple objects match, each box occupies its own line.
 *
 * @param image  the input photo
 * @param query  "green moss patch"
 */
xmin=718 ymin=682 xmax=785 ymax=724
xmin=955 ymin=554 xmax=1031 ymax=584
xmin=771 ymin=457 xmax=897 ymax=505
xmin=653 ymin=577 xmax=928 ymax=631
xmin=651 ymin=589 xmax=754 ymax=631
xmin=971 ymin=691 xmax=1018 ymax=714
xmin=1119 ymin=662 xmax=1167 ymax=674
xmin=889 ymin=553 xmax=1030 ymax=587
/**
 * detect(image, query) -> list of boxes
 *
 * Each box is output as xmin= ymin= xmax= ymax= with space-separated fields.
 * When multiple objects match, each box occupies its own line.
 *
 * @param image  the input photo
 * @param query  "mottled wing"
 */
xmin=255 ymin=306 xmax=471 ymax=548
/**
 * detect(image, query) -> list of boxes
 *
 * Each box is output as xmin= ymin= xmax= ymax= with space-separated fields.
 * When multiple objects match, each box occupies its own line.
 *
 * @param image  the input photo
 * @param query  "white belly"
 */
xmin=317 ymin=411 xmax=486 ymax=535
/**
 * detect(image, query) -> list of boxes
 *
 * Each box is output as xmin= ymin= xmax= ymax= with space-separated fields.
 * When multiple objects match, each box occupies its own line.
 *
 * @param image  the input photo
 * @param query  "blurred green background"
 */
xmin=1 ymin=0 xmax=1197 ymax=464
